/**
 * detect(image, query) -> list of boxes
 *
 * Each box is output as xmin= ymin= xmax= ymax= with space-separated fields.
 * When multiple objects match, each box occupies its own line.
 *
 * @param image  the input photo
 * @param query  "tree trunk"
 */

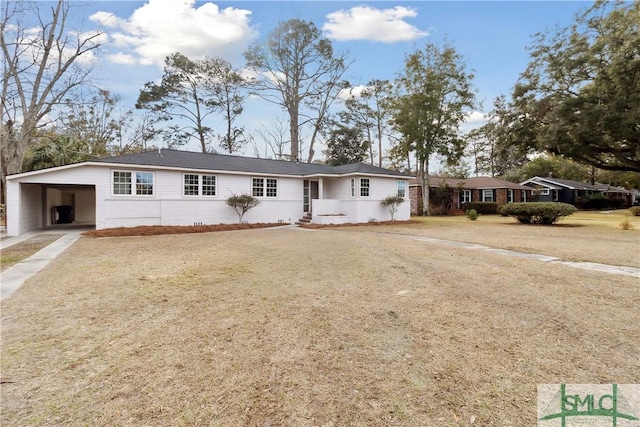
xmin=307 ymin=121 xmax=320 ymax=163
xmin=199 ymin=131 xmax=206 ymax=153
xmin=226 ymin=103 xmax=233 ymax=153
xmin=367 ymin=128 xmax=373 ymax=165
xmin=419 ymin=156 xmax=430 ymax=216
xmin=376 ymin=122 xmax=383 ymax=168
xmin=289 ymin=108 xmax=299 ymax=161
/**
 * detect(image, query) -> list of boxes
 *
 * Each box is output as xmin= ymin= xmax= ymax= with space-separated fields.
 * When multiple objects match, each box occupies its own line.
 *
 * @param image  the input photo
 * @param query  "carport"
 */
xmin=13 ymin=182 xmax=96 ymax=234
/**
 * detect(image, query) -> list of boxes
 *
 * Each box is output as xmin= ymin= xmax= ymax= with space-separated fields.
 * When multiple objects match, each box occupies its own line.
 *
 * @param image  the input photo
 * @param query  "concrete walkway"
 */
xmin=293 ymin=227 xmax=640 ymax=278
xmin=404 ymin=234 xmax=640 ymax=278
xmin=1 ymin=230 xmax=85 ymax=301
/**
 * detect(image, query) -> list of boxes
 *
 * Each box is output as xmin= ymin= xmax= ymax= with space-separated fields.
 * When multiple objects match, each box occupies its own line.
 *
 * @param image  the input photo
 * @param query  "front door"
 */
xmin=303 ymin=180 xmax=319 ymax=212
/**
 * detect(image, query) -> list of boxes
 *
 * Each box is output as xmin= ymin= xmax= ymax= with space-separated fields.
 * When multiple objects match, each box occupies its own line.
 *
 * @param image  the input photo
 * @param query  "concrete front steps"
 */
xmin=296 ymin=213 xmax=312 ymax=225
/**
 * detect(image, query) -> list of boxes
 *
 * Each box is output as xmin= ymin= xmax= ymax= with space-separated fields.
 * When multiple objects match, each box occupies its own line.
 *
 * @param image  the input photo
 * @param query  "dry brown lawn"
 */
xmin=0 ymin=234 xmax=64 ymax=272
xmin=1 ymin=221 xmax=638 ymax=426
xmin=366 ymin=213 xmax=640 ymax=268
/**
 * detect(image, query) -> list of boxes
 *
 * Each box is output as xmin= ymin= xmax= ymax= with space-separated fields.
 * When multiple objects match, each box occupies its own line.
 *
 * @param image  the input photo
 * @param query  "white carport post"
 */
xmin=6 ymin=179 xmax=19 ymax=236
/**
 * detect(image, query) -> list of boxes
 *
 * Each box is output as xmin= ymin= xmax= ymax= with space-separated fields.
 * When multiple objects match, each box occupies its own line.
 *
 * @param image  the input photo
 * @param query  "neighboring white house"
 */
xmin=6 ymin=149 xmax=411 ymax=236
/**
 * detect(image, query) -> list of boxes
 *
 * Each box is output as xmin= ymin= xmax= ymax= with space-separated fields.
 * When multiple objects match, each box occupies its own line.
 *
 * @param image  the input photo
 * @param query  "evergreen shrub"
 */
xmin=462 ymin=202 xmax=498 ymax=214
xmin=498 ymin=202 xmax=577 ymax=225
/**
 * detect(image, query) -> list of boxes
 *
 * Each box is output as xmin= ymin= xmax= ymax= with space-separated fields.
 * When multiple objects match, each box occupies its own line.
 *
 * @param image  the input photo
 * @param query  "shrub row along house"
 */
xmin=6 ymin=149 xmax=411 ymax=236
xmin=409 ymin=177 xmax=533 ymax=215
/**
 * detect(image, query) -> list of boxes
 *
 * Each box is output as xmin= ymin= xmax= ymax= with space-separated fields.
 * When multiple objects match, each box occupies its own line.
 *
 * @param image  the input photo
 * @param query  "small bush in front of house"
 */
xmin=462 ymin=202 xmax=498 ymax=215
xmin=498 ymin=202 xmax=577 ymax=225
xmin=630 ymin=206 xmax=640 ymax=216
xmin=226 ymin=194 xmax=261 ymax=223
xmin=381 ymin=195 xmax=405 ymax=221
xmin=466 ymin=209 xmax=479 ymax=221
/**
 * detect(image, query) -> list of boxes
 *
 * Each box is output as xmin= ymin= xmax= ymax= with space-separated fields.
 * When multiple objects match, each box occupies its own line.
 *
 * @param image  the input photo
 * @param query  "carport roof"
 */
xmin=92 ymin=149 xmax=409 ymax=178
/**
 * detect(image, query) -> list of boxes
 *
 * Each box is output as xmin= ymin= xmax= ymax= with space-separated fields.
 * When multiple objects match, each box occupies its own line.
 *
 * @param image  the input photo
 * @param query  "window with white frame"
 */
xmin=252 ymin=177 xmax=278 ymax=198
xmin=136 ymin=172 xmax=154 ymax=195
xmin=266 ymin=178 xmax=277 ymax=197
xmin=461 ymin=190 xmax=471 ymax=203
xmin=113 ymin=171 xmax=154 ymax=196
xmin=521 ymin=191 xmax=527 ymax=202
xmin=184 ymin=173 xmax=216 ymax=196
xmin=482 ymin=189 xmax=494 ymax=202
xmin=202 ymin=175 xmax=216 ymax=196
xmin=350 ymin=178 xmax=356 ymax=198
xmin=507 ymin=189 xmax=514 ymax=203
xmin=540 ymin=188 xmax=550 ymax=195
xmin=113 ymin=171 xmax=132 ymax=195
xmin=360 ymin=178 xmax=370 ymax=197
xmin=397 ymin=180 xmax=406 ymax=198
xmin=184 ymin=174 xmax=199 ymax=195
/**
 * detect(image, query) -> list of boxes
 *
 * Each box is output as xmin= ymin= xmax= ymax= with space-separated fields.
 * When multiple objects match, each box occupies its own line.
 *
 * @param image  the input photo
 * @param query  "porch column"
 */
xmin=318 ymin=178 xmax=324 ymax=199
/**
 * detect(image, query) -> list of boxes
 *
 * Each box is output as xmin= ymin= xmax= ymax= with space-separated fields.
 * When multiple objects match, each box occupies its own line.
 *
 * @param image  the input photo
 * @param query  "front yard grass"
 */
xmin=0 ymin=234 xmax=64 ymax=271
xmin=1 ymin=225 xmax=638 ymax=426
xmin=383 ymin=210 xmax=640 ymax=268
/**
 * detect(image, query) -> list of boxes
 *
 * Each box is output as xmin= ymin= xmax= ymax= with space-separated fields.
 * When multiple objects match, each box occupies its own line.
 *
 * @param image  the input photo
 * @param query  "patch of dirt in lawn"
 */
xmin=1 ymin=228 xmax=638 ymax=426
xmin=0 ymin=234 xmax=64 ymax=271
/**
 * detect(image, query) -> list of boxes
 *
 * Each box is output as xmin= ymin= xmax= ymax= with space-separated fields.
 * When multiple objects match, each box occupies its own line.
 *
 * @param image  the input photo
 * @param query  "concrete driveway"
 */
xmin=1 ymin=226 xmax=92 ymax=301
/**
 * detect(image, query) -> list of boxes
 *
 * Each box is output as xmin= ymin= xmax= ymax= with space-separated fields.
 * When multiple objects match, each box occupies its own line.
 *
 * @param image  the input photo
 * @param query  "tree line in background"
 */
xmin=1 ymin=0 xmax=638 ymax=212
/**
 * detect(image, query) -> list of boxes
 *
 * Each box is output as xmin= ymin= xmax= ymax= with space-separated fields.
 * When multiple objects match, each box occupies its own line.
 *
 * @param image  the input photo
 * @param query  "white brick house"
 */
xmin=6 ymin=149 xmax=411 ymax=236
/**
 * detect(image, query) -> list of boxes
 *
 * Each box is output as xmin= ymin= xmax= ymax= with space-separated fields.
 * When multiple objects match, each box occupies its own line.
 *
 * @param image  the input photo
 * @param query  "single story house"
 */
xmin=520 ymin=176 xmax=637 ymax=207
xmin=409 ymin=176 xmax=533 ymax=215
xmin=6 ymin=149 xmax=411 ymax=236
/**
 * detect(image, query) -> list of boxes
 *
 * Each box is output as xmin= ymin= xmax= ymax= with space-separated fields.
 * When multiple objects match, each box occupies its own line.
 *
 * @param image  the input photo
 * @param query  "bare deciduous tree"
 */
xmin=1 ymin=0 xmax=104 ymax=202
xmin=251 ymin=117 xmax=290 ymax=159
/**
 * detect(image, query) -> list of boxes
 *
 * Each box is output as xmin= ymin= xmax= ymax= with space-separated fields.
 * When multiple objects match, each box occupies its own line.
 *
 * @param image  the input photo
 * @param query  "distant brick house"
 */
xmin=409 ymin=176 xmax=533 ymax=215
xmin=521 ymin=176 xmax=638 ymax=207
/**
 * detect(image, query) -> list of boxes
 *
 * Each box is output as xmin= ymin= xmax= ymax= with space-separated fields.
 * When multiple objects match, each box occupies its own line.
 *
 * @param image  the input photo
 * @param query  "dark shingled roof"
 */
xmin=527 ymin=176 xmax=603 ymax=191
xmin=92 ymin=149 xmax=408 ymax=177
xmin=409 ymin=176 xmax=531 ymax=190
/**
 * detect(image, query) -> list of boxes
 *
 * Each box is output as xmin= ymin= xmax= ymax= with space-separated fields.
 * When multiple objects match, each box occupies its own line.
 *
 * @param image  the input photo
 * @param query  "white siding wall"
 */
xmin=75 ymin=190 xmax=96 ymax=222
xmin=6 ymin=180 xmax=19 ymax=236
xmin=313 ymin=177 xmax=410 ymax=222
xmin=22 ymin=184 xmax=43 ymax=233
xmin=7 ymin=183 xmax=44 ymax=235
xmin=102 ymin=169 xmax=306 ymax=227
xmin=322 ymin=178 xmax=347 ymax=199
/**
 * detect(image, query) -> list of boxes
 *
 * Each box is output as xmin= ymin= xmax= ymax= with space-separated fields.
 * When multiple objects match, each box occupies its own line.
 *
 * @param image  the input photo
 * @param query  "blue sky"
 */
xmin=72 ymin=0 xmax=593 ymax=157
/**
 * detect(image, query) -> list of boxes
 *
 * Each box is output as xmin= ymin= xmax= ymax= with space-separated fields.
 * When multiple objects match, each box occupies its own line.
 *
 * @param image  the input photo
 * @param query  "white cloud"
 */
xmin=323 ymin=6 xmax=428 ymax=43
xmin=464 ymin=111 xmax=488 ymax=124
xmin=91 ymin=0 xmax=257 ymax=67
xmin=108 ymin=52 xmax=138 ymax=65
xmin=89 ymin=11 xmax=124 ymax=28
xmin=337 ymin=84 xmax=366 ymax=101
xmin=460 ymin=111 xmax=490 ymax=134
